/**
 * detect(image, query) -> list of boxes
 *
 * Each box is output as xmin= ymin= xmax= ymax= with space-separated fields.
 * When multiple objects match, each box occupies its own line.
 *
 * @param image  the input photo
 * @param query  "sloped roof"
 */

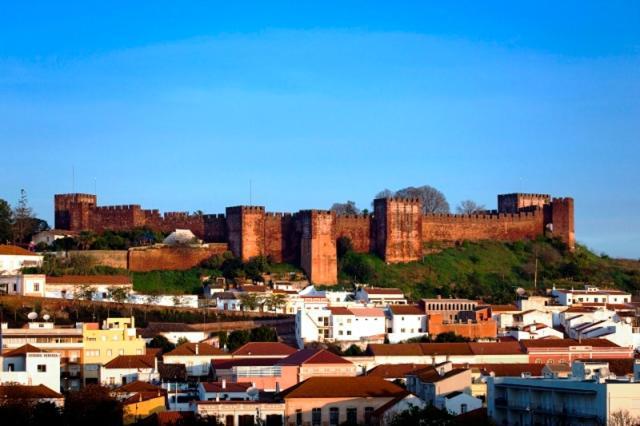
xmin=489 ymin=305 xmax=519 ymax=312
xmin=201 ymin=382 xmax=252 ymax=393
xmin=46 ymin=275 xmax=131 ymax=285
xmin=164 ymin=343 xmax=225 ymax=357
xmin=420 ymin=343 xmax=473 ymax=356
xmin=212 ymin=358 xmax=281 ymax=369
xmin=0 ymin=384 xmax=62 ymax=399
xmin=363 ymin=288 xmax=404 ymax=295
xmin=367 ymin=363 xmax=428 ymax=378
xmin=411 ymin=366 xmax=468 ymax=383
xmin=349 ymin=307 xmax=385 ymax=317
xmin=114 ymin=380 xmax=161 ymax=393
xmin=575 ymin=358 xmax=636 ymax=376
xmin=216 ymin=292 xmax=238 ymax=300
xmin=122 ymin=390 xmax=167 ymax=405
xmin=327 ymin=306 xmax=353 ymax=316
xmin=277 ymin=349 xmax=352 ymax=366
xmin=468 ymin=342 xmax=524 ymax=355
xmin=0 ymin=245 xmax=41 ymax=256
xmin=158 ymin=363 xmax=187 ymax=382
xmin=3 ymin=344 xmax=49 ymax=357
xmin=389 ymin=305 xmax=425 ymax=315
xmin=104 ymin=355 xmax=155 ymax=369
xmin=521 ymin=338 xmax=621 ymax=349
xmin=280 ymin=376 xmax=406 ymax=399
xmin=232 ymin=342 xmax=297 ymax=357
xmin=460 ymin=363 xmax=545 ymax=377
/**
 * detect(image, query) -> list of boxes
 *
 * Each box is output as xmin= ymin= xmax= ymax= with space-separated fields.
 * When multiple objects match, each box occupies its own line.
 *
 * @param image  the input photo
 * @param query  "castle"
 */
xmin=54 ymin=192 xmax=575 ymax=284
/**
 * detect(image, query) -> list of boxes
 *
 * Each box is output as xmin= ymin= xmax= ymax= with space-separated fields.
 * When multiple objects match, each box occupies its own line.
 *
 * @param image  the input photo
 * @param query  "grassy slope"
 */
xmin=339 ymin=238 xmax=640 ymax=304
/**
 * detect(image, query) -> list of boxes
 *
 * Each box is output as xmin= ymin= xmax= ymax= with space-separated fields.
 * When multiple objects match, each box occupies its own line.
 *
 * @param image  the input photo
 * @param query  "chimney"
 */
xmin=154 ymin=355 xmax=158 ymax=372
xmin=221 ymin=379 xmax=226 ymax=389
xmin=195 ymin=343 xmax=199 ymax=355
xmin=275 ymin=382 xmax=280 ymax=393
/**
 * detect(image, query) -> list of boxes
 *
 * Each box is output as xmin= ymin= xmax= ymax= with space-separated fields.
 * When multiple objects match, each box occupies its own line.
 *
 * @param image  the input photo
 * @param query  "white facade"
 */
xmin=442 ymin=391 xmax=483 ymax=416
xmin=100 ymin=365 xmax=159 ymax=387
xmin=505 ymin=324 xmax=564 ymax=341
xmin=296 ymin=307 xmax=386 ymax=348
xmin=552 ymin=286 xmax=631 ymax=306
xmin=158 ymin=331 xmax=207 ymax=344
xmin=488 ymin=360 xmax=640 ymax=426
xmin=387 ymin=310 xmax=427 ymax=344
xmin=0 ymin=249 xmax=43 ymax=275
xmin=355 ymin=288 xmax=406 ymax=305
xmin=0 ymin=274 xmax=46 ymax=296
xmin=163 ymin=354 xmax=213 ymax=377
xmin=0 ymin=351 xmax=61 ymax=392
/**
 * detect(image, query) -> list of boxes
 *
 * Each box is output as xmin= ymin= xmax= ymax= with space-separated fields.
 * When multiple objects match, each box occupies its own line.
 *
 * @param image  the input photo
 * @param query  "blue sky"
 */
xmin=1 ymin=2 xmax=639 ymax=257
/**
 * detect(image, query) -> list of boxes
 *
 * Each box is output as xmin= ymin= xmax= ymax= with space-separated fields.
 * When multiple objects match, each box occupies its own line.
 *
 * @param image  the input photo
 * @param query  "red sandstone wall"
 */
xmin=55 ymin=194 xmax=97 ymax=230
xmin=128 ymin=244 xmax=229 ymax=272
xmin=374 ymin=198 xmax=423 ymax=263
xmin=300 ymin=210 xmax=337 ymax=284
xmin=551 ymin=198 xmax=575 ymax=251
xmin=421 ymin=210 xmax=545 ymax=243
xmin=264 ymin=213 xmax=300 ymax=263
xmin=89 ymin=205 xmax=145 ymax=232
xmin=427 ymin=313 xmax=497 ymax=339
xmin=335 ymin=215 xmax=373 ymax=253
xmin=203 ymin=214 xmax=227 ymax=243
xmin=161 ymin=212 xmax=206 ymax=239
xmin=225 ymin=206 xmax=265 ymax=261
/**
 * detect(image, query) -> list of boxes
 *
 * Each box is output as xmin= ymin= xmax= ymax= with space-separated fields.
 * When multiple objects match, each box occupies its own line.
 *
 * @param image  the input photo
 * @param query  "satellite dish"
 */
xmin=246 ymin=387 xmax=259 ymax=398
xmin=27 ymin=312 xmax=38 ymax=321
xmin=516 ymin=288 xmax=526 ymax=296
xmin=42 ymin=314 xmax=51 ymax=321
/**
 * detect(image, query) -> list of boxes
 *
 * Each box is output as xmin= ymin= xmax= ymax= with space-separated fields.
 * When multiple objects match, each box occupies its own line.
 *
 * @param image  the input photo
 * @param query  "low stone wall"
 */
xmin=128 ymin=244 xmax=229 ymax=272
xmin=67 ymin=250 xmax=128 ymax=269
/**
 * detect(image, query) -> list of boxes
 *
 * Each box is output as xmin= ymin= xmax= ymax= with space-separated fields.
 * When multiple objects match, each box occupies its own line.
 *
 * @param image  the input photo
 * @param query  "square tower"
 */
xmin=374 ymin=198 xmax=423 ymax=263
xmin=225 ymin=206 xmax=266 ymax=261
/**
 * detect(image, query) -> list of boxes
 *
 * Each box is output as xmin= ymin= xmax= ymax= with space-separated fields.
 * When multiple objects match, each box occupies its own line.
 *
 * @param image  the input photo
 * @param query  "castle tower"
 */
xmin=299 ymin=210 xmax=337 ymax=284
xmin=497 ymin=193 xmax=551 ymax=213
xmin=374 ymin=197 xmax=423 ymax=263
xmin=551 ymin=197 xmax=575 ymax=251
xmin=225 ymin=206 xmax=266 ymax=261
xmin=54 ymin=193 xmax=97 ymax=230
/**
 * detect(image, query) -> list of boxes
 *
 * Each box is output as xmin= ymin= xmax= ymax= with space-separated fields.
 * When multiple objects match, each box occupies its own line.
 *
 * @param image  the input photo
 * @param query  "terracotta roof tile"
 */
xmin=46 ymin=275 xmax=132 ymax=285
xmin=164 ymin=343 xmax=225 ymax=357
xmin=3 ymin=344 xmax=49 ymax=357
xmin=232 ymin=342 xmax=297 ymax=357
xmin=280 ymin=376 xmax=406 ymax=398
xmin=0 ymin=384 xmax=62 ymax=399
xmin=367 ymin=363 xmax=429 ymax=378
xmin=389 ymin=305 xmax=425 ymax=315
xmin=0 ymin=245 xmax=41 ymax=256
xmin=104 ymin=355 xmax=156 ymax=369
xmin=362 ymin=288 xmax=404 ymax=295
xmin=327 ymin=306 xmax=353 ymax=316
xmin=468 ymin=342 xmax=524 ymax=355
xmin=212 ymin=358 xmax=281 ymax=369
xmin=201 ymin=382 xmax=252 ymax=393
xmin=409 ymin=367 xmax=468 ymax=383
xmin=277 ymin=349 xmax=352 ymax=366
xmin=457 ymin=363 xmax=544 ymax=377
xmin=349 ymin=307 xmax=386 ymax=317
xmin=521 ymin=338 xmax=621 ymax=349
xmin=122 ymin=390 xmax=167 ymax=405
xmin=158 ymin=363 xmax=187 ymax=382
xmin=114 ymin=380 xmax=160 ymax=393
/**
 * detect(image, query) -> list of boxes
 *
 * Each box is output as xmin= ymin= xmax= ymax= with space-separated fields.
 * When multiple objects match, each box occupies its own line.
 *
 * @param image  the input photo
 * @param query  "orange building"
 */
xmin=427 ymin=312 xmax=497 ymax=340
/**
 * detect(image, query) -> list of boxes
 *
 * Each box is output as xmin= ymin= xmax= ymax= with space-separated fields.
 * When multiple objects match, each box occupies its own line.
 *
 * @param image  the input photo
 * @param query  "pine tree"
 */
xmin=13 ymin=189 xmax=34 ymax=244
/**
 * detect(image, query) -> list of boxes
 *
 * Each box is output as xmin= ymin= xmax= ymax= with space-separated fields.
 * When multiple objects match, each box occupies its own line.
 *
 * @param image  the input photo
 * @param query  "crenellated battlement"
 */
xmin=54 ymin=189 xmax=575 ymax=283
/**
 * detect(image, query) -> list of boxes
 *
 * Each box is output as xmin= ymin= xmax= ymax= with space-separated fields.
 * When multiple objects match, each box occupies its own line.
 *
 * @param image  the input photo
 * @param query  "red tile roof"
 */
xmin=408 ymin=366 xmax=468 ymax=383
xmin=0 ymin=384 xmax=62 ymax=399
xmin=489 ymin=305 xmax=519 ymax=312
xmin=46 ymin=275 xmax=132 ymax=285
xmin=114 ymin=380 xmax=161 ymax=393
xmin=3 ymin=344 xmax=49 ymax=357
xmin=367 ymin=363 xmax=428 ymax=378
xmin=349 ymin=307 xmax=386 ymax=317
xmin=458 ymin=363 xmax=545 ymax=377
xmin=389 ymin=305 xmax=425 ymax=315
xmin=104 ymin=355 xmax=156 ymax=369
xmin=277 ymin=349 xmax=352 ymax=366
xmin=122 ymin=390 xmax=167 ymax=405
xmin=327 ymin=306 xmax=353 ymax=316
xmin=420 ymin=343 xmax=473 ymax=356
xmin=201 ymin=382 xmax=252 ymax=393
xmin=468 ymin=342 xmax=525 ymax=355
xmin=164 ymin=343 xmax=225 ymax=357
xmin=232 ymin=342 xmax=297 ymax=357
xmin=363 ymin=288 xmax=404 ymax=295
xmin=212 ymin=358 xmax=281 ymax=369
xmin=0 ymin=245 xmax=40 ymax=256
xmin=521 ymin=338 xmax=621 ymax=349
xmin=280 ymin=376 xmax=407 ymax=398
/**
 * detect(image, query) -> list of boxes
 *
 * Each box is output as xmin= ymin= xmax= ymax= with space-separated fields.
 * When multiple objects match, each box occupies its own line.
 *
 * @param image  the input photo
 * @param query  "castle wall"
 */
xmin=88 ymin=205 xmax=145 ymax=232
xmin=498 ymin=193 xmax=550 ymax=213
xmin=335 ymin=214 xmax=373 ymax=253
xmin=54 ymin=193 xmax=97 ymax=230
xmin=374 ymin=198 xmax=423 ymax=263
xmin=300 ymin=210 xmax=337 ymax=284
xmin=203 ymin=214 xmax=227 ymax=243
xmin=128 ymin=244 xmax=229 ymax=272
xmin=264 ymin=213 xmax=299 ymax=263
xmin=421 ymin=210 xmax=545 ymax=243
xmin=161 ymin=212 xmax=206 ymax=239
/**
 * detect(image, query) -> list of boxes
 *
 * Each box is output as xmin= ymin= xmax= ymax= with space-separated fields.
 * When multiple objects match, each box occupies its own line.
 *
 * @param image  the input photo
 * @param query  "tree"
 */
xmin=342 ymin=344 xmax=364 ymax=356
xmin=148 ymin=335 xmax=175 ymax=353
xmin=237 ymin=292 xmax=261 ymax=311
xmin=226 ymin=330 xmax=251 ymax=351
xmin=108 ymin=286 xmax=129 ymax=304
xmin=75 ymin=284 xmax=95 ymax=301
xmin=456 ymin=200 xmax=486 ymax=215
xmin=176 ymin=336 xmax=190 ymax=346
xmin=0 ymin=199 xmax=13 ymax=243
xmin=341 ymin=252 xmax=375 ymax=283
xmin=337 ymin=236 xmax=354 ymax=259
xmin=12 ymin=189 xmax=36 ymax=244
xmin=434 ymin=331 xmax=470 ymax=343
xmin=64 ymin=384 xmax=123 ymax=426
xmin=249 ymin=326 xmax=278 ymax=342
xmin=395 ymin=185 xmax=450 ymax=214
xmin=330 ymin=201 xmax=360 ymax=215
xmin=264 ymin=293 xmax=287 ymax=312
xmin=609 ymin=410 xmax=640 ymax=426
xmin=374 ymin=189 xmax=394 ymax=200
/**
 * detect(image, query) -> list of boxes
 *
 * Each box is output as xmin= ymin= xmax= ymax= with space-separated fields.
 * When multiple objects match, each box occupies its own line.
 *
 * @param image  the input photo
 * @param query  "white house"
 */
xmin=216 ymin=292 xmax=241 ymax=311
xmin=552 ymin=285 xmax=632 ymax=306
xmin=163 ymin=343 xmax=228 ymax=377
xmin=0 ymin=245 xmax=43 ymax=276
xmin=31 ymin=230 xmax=76 ymax=247
xmin=355 ymin=287 xmax=406 ymax=305
xmin=387 ymin=304 xmax=427 ymax=343
xmin=100 ymin=355 xmax=159 ymax=387
xmin=488 ymin=360 xmax=640 ymax=426
xmin=197 ymin=380 xmax=253 ymax=402
xmin=504 ymin=323 xmax=565 ymax=340
xmin=442 ymin=390 xmax=483 ymax=416
xmin=0 ymin=344 xmax=61 ymax=393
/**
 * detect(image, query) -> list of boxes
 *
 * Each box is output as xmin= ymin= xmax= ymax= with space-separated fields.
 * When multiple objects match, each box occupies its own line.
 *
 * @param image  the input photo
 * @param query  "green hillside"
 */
xmin=338 ymin=237 xmax=640 ymax=304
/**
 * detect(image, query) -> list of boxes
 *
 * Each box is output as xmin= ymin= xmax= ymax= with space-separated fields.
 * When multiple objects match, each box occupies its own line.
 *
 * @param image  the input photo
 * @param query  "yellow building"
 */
xmin=82 ymin=317 xmax=146 ymax=385
xmin=122 ymin=392 xmax=167 ymax=424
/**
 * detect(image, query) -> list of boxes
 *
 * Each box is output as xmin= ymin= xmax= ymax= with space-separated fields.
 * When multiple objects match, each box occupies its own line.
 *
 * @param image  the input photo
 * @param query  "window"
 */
xmin=86 ymin=350 xmax=100 ymax=357
xmin=346 ymin=408 xmax=357 ymax=425
xmin=295 ymin=409 xmax=303 ymax=426
xmin=329 ymin=407 xmax=339 ymax=426
xmin=37 ymin=364 xmax=46 ymax=372
xmin=312 ymin=408 xmax=321 ymax=426
xmin=106 ymin=349 xmax=112 ymax=357
xmin=109 ymin=377 xmax=115 ymax=385
xmin=461 ymin=404 xmax=468 ymax=414
xmin=136 ymin=348 xmax=142 ymax=355
xmin=33 ymin=283 xmax=40 ymax=292
xmin=347 ymin=330 xmax=351 ymax=336
xmin=364 ymin=407 xmax=374 ymax=425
